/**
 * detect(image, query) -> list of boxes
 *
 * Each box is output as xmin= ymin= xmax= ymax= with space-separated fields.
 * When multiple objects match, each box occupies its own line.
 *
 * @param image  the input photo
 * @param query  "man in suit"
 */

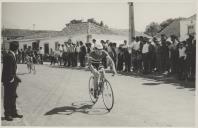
xmin=2 ymin=41 xmax=23 ymax=121
xmin=79 ymin=41 xmax=87 ymax=67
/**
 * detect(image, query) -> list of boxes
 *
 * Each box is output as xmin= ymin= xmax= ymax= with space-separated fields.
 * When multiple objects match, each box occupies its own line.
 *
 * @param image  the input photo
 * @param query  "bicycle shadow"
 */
xmin=17 ymin=72 xmax=29 ymax=75
xmin=44 ymin=101 xmax=109 ymax=116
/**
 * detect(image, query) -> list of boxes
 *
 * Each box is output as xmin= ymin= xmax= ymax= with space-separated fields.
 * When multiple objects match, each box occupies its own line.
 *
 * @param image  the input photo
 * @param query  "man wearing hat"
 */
xmin=2 ymin=41 xmax=23 ymax=121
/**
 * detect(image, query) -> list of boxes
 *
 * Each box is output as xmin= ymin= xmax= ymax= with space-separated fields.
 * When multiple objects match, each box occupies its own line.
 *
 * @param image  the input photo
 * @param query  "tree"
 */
xmin=100 ymin=21 xmax=104 ymax=26
xmin=144 ymin=22 xmax=161 ymax=37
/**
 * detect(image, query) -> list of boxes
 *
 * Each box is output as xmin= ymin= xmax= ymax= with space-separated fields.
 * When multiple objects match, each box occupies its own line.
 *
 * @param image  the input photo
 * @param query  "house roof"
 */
xmin=156 ymin=14 xmax=196 ymax=38
xmin=2 ymin=29 xmax=62 ymax=39
xmin=187 ymin=14 xmax=196 ymax=20
xmin=156 ymin=19 xmax=181 ymax=38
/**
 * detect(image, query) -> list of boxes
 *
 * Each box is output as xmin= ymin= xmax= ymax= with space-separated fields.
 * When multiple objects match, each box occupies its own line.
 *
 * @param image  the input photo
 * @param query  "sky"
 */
xmin=2 ymin=2 xmax=196 ymax=32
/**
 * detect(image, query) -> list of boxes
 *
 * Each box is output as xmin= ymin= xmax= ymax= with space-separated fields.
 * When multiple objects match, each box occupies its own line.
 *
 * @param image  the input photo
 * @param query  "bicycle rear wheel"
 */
xmin=88 ymin=76 xmax=98 ymax=103
xmin=102 ymin=80 xmax=114 ymax=111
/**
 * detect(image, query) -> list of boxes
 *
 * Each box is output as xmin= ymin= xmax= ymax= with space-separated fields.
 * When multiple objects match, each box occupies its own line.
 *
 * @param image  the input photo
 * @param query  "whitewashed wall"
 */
xmin=18 ymin=34 xmax=128 ymax=53
xmin=39 ymin=36 xmax=69 ymax=51
xmin=18 ymin=36 xmax=69 ymax=52
xmin=180 ymin=18 xmax=196 ymax=41
xmin=18 ymin=39 xmax=34 ymax=50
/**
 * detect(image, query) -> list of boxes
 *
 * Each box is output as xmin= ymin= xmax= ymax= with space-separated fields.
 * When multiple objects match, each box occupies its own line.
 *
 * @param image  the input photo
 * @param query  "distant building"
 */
xmin=180 ymin=14 xmax=196 ymax=40
xmin=2 ymin=21 xmax=149 ymax=53
xmin=156 ymin=14 xmax=196 ymax=41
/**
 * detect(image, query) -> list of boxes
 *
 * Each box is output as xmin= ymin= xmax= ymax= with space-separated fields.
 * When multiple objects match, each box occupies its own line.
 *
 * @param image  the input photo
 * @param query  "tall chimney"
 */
xmin=129 ymin=2 xmax=135 ymax=45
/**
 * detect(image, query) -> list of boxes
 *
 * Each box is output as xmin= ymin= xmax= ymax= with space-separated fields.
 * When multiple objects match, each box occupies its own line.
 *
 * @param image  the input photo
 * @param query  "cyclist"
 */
xmin=25 ymin=53 xmax=36 ymax=74
xmin=88 ymin=40 xmax=117 ymax=98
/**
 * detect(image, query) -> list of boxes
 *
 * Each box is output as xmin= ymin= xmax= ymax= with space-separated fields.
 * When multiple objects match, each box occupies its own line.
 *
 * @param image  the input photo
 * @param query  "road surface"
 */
xmin=1 ymin=64 xmax=195 ymax=126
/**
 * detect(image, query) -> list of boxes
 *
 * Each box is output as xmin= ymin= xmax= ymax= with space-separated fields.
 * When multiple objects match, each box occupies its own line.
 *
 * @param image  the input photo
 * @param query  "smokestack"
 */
xmin=129 ymin=2 xmax=135 ymax=45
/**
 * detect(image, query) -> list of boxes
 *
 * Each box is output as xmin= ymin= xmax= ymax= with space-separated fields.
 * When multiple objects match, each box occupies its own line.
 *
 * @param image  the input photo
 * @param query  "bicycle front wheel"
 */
xmin=102 ymin=80 xmax=114 ymax=111
xmin=88 ymin=76 xmax=98 ymax=103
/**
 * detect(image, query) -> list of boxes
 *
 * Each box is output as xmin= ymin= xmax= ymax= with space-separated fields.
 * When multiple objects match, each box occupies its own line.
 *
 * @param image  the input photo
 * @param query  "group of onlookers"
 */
xmin=3 ymin=34 xmax=195 ymax=81
xmin=117 ymin=34 xmax=196 ymax=81
xmin=50 ymin=34 xmax=196 ymax=81
xmin=15 ymin=48 xmax=43 ymax=65
xmin=49 ymin=39 xmax=87 ymax=67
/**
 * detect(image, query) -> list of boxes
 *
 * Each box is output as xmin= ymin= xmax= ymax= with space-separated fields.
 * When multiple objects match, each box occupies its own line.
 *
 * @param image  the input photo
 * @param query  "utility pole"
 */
xmin=129 ymin=2 xmax=135 ymax=45
xmin=33 ymin=24 xmax=35 ymax=30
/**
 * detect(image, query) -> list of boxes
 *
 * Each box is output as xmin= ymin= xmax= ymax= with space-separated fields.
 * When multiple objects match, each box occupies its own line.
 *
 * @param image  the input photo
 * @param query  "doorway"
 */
xmin=44 ymin=43 xmax=49 ymax=54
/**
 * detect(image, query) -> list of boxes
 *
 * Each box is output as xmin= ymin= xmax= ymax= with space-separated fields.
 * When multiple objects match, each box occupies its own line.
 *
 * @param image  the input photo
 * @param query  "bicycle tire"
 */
xmin=102 ymin=79 xmax=114 ymax=111
xmin=88 ymin=76 xmax=98 ymax=103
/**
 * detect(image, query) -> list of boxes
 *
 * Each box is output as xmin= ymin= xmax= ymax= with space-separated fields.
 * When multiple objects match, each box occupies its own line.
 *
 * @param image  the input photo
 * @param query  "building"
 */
xmin=156 ymin=14 xmax=196 ymax=41
xmin=2 ymin=21 xmax=149 ymax=54
xmin=180 ymin=14 xmax=196 ymax=41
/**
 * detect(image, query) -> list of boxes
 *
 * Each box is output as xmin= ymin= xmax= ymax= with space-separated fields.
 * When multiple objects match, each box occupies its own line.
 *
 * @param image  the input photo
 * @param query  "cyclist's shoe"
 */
xmin=90 ymin=88 xmax=94 ymax=95
xmin=112 ymin=72 xmax=117 ymax=76
xmin=94 ymin=89 xmax=98 ymax=99
xmin=98 ymin=82 xmax=103 ymax=92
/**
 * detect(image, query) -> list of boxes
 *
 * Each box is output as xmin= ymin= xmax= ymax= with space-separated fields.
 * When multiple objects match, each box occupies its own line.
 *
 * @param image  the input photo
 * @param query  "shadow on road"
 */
xmin=48 ymin=65 xmax=90 ymax=72
xmin=17 ymin=72 xmax=29 ymax=75
xmin=46 ymin=65 xmax=195 ymax=90
xmin=1 ymin=117 xmax=6 ymax=121
xmin=44 ymin=101 xmax=109 ymax=116
xmin=142 ymin=82 xmax=161 ymax=86
xmin=118 ymin=72 xmax=195 ymax=90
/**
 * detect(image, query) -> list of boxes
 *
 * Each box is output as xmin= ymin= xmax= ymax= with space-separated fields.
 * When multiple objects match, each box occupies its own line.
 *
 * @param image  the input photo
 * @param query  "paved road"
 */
xmin=1 ymin=64 xmax=195 ymax=126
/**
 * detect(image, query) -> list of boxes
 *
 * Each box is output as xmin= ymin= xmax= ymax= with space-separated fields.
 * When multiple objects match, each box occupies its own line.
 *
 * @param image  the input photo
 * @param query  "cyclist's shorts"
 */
xmin=91 ymin=63 xmax=104 ymax=71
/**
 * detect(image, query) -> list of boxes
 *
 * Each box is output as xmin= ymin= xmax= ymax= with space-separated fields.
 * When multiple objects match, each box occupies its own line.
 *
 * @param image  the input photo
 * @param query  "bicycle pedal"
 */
xmin=104 ymin=94 xmax=111 ymax=97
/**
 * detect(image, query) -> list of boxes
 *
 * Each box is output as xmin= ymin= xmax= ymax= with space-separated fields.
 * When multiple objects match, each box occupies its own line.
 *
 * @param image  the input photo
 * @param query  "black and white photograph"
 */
xmin=1 ymin=1 xmax=196 ymax=127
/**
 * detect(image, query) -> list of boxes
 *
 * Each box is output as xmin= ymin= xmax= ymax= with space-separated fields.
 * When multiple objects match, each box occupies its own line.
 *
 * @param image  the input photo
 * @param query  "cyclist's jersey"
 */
xmin=89 ymin=50 xmax=108 ymax=64
xmin=89 ymin=50 xmax=108 ymax=70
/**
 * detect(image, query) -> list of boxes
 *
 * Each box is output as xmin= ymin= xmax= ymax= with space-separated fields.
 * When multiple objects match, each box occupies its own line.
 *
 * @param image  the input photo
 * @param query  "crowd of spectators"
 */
xmin=47 ymin=34 xmax=196 ymax=81
xmin=2 ymin=34 xmax=195 ymax=81
xmin=127 ymin=34 xmax=196 ymax=81
xmin=15 ymin=48 xmax=43 ymax=65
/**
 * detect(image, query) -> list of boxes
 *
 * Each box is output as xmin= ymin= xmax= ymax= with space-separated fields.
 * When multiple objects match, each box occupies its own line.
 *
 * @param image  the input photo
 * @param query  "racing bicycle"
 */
xmin=88 ymin=67 xmax=114 ymax=111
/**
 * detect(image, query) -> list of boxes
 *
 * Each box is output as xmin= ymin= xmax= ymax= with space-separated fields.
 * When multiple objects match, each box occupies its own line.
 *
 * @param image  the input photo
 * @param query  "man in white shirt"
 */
xmin=178 ymin=42 xmax=187 ymax=80
xmin=132 ymin=39 xmax=140 ymax=51
xmin=131 ymin=37 xmax=141 ymax=72
xmin=142 ymin=38 xmax=150 ymax=74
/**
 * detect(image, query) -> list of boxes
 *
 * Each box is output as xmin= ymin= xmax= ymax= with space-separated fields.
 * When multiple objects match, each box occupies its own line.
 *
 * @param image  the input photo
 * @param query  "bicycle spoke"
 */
xmin=89 ymin=76 xmax=98 ymax=103
xmin=102 ymin=80 xmax=114 ymax=111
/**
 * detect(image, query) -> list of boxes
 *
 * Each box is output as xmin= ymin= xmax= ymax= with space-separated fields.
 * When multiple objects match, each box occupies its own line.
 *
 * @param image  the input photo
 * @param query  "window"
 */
xmin=188 ymin=25 xmax=195 ymax=35
xmin=32 ymin=41 xmax=40 ymax=51
xmin=23 ymin=44 xmax=27 ymax=50
xmin=28 ymin=46 xmax=31 ymax=50
xmin=44 ymin=43 xmax=49 ymax=54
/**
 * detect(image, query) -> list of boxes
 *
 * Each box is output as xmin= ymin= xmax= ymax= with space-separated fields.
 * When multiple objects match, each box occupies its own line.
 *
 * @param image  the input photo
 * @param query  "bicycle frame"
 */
xmin=98 ymin=68 xmax=106 ymax=82
xmin=89 ymin=68 xmax=114 ymax=111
